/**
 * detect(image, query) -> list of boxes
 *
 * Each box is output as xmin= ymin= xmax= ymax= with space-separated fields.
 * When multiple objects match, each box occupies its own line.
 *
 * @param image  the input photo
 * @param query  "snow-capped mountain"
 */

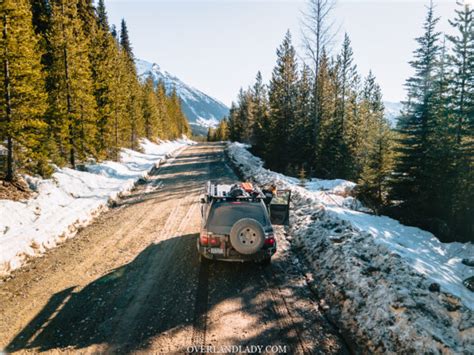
xmin=136 ymin=59 xmax=229 ymax=134
xmin=384 ymin=101 xmax=403 ymax=127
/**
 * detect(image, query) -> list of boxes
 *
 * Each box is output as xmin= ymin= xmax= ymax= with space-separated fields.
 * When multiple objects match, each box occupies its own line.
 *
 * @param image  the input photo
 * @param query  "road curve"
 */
xmin=0 ymin=143 xmax=349 ymax=354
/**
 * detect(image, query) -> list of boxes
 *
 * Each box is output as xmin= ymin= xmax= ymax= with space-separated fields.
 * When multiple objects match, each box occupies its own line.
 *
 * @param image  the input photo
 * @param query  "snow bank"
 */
xmin=227 ymin=142 xmax=473 ymax=353
xmin=0 ymin=138 xmax=195 ymax=277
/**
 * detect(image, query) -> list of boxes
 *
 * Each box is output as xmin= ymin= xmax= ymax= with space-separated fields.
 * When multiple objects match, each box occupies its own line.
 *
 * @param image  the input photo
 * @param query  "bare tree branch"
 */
xmin=300 ymin=0 xmax=338 ymax=75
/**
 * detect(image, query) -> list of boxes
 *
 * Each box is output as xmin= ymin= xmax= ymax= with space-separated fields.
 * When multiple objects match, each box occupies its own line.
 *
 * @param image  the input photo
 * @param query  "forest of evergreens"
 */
xmin=0 ymin=0 xmax=190 ymax=180
xmin=223 ymin=1 xmax=473 ymax=242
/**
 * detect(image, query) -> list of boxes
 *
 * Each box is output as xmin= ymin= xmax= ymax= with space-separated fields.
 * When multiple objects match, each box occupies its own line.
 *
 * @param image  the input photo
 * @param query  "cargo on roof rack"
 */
xmin=205 ymin=181 xmax=266 ymax=202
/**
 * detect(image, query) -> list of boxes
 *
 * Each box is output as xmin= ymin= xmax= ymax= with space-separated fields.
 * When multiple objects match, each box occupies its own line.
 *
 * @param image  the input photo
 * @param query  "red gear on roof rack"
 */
xmin=241 ymin=182 xmax=254 ymax=193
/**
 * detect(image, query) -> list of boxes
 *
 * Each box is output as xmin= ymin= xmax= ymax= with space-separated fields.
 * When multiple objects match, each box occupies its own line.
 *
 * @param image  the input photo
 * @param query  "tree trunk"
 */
xmin=3 ymin=14 xmax=14 ymax=182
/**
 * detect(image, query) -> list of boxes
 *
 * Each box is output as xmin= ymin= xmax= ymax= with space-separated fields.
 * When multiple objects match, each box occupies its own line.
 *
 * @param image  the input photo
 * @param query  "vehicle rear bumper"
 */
xmin=197 ymin=242 xmax=276 ymax=262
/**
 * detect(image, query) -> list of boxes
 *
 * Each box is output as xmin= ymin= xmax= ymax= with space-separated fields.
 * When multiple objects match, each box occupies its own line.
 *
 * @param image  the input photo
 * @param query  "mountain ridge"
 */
xmin=136 ymin=59 xmax=229 ymax=134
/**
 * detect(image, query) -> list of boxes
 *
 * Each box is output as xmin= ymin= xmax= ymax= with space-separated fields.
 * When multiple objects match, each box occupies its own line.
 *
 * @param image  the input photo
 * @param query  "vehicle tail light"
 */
xmin=200 ymin=233 xmax=209 ymax=246
xmin=209 ymin=237 xmax=219 ymax=246
xmin=264 ymin=236 xmax=276 ymax=246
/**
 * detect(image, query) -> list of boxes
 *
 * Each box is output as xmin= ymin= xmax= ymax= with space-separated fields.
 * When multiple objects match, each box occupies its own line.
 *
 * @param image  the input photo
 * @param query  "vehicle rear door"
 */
xmin=269 ymin=190 xmax=291 ymax=225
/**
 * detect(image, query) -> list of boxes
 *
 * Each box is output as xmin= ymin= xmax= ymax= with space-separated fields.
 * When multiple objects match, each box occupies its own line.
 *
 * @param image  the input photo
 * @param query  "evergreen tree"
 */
xmin=120 ymin=18 xmax=133 ymax=60
xmin=357 ymin=73 xmax=394 ymax=210
xmin=89 ymin=0 xmax=119 ymax=159
xmin=336 ymin=33 xmax=359 ymax=178
xmin=206 ymin=127 xmax=214 ymax=142
xmin=215 ymin=118 xmax=229 ymax=141
xmin=390 ymin=2 xmax=441 ymax=222
xmin=227 ymin=102 xmax=240 ymax=142
xmin=110 ymin=24 xmax=118 ymax=40
xmin=154 ymin=80 xmax=168 ymax=138
xmin=96 ymin=0 xmax=108 ymax=31
xmin=228 ymin=89 xmax=250 ymax=143
xmin=119 ymin=19 xmax=142 ymax=150
xmin=447 ymin=1 xmax=473 ymax=145
xmin=251 ymin=72 xmax=270 ymax=157
xmin=76 ymin=0 xmax=96 ymax=32
xmin=29 ymin=0 xmax=51 ymax=36
xmin=446 ymin=1 xmax=474 ymax=240
xmin=0 ymin=0 xmax=49 ymax=179
xmin=316 ymin=54 xmax=342 ymax=178
xmin=141 ymin=76 xmax=161 ymax=140
xmin=109 ymin=44 xmax=128 ymax=160
xmin=236 ymin=88 xmax=254 ymax=144
xmin=267 ymin=31 xmax=299 ymax=172
xmin=290 ymin=64 xmax=313 ymax=168
xmin=166 ymin=88 xmax=190 ymax=139
xmin=47 ymin=0 xmax=98 ymax=168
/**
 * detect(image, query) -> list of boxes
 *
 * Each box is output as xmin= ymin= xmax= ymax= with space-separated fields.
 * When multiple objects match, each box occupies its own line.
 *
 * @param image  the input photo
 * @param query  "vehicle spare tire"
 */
xmin=230 ymin=218 xmax=265 ymax=255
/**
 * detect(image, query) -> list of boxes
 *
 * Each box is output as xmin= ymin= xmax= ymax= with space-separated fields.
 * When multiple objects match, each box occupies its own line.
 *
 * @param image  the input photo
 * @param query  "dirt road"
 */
xmin=0 ymin=143 xmax=349 ymax=354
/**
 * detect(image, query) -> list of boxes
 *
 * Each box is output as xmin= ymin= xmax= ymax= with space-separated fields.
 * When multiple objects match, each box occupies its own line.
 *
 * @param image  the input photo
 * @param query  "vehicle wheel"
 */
xmin=229 ymin=218 xmax=265 ymax=255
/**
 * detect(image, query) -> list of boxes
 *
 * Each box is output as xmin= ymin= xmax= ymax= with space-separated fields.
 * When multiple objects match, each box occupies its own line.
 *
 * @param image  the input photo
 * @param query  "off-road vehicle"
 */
xmin=198 ymin=182 xmax=290 ymax=264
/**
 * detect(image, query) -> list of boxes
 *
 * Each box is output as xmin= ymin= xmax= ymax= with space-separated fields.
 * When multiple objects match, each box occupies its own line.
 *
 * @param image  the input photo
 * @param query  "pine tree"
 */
xmin=227 ymin=102 xmax=240 ymax=142
xmin=311 ymin=52 xmax=336 ymax=177
xmin=76 ymin=0 xmax=96 ymax=33
xmin=110 ymin=24 xmax=118 ymax=40
xmin=447 ymin=1 xmax=473 ymax=145
xmin=236 ymin=88 xmax=254 ymax=144
xmin=0 ymin=0 xmax=49 ymax=179
xmin=251 ymin=72 xmax=270 ymax=157
xmin=215 ymin=118 xmax=229 ymax=141
xmin=96 ymin=0 xmax=108 ymax=31
xmin=154 ymin=80 xmax=168 ymax=139
xmin=141 ymin=76 xmax=161 ymax=140
xmin=290 ymin=64 xmax=313 ymax=168
xmin=228 ymin=89 xmax=250 ymax=143
xmin=336 ymin=33 xmax=359 ymax=178
xmin=390 ymin=2 xmax=441 ymax=222
xmin=120 ymin=18 xmax=133 ymax=59
xmin=446 ymin=1 xmax=474 ymax=240
xmin=89 ymin=0 xmax=119 ymax=159
xmin=357 ymin=72 xmax=394 ymax=210
xmin=316 ymin=54 xmax=341 ymax=178
xmin=119 ymin=19 xmax=143 ymax=150
xmin=267 ymin=30 xmax=299 ymax=172
xmin=301 ymin=0 xmax=337 ymax=160
xmin=165 ymin=88 xmax=190 ymax=139
xmin=108 ymin=44 xmax=128 ymax=160
xmin=47 ymin=0 xmax=98 ymax=168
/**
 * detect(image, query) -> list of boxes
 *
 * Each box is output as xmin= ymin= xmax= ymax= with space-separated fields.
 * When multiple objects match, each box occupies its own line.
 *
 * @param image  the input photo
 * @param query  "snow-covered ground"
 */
xmin=227 ymin=142 xmax=473 ymax=353
xmin=0 ymin=138 xmax=195 ymax=277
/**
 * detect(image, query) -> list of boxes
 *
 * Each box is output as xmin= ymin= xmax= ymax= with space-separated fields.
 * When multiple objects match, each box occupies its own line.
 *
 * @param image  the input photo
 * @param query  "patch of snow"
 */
xmin=195 ymin=117 xmax=219 ymax=128
xmin=227 ymin=142 xmax=473 ymax=352
xmin=0 ymin=137 xmax=195 ymax=277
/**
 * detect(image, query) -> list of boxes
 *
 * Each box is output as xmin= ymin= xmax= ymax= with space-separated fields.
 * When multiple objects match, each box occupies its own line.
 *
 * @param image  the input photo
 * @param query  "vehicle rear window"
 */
xmin=206 ymin=201 xmax=268 ymax=231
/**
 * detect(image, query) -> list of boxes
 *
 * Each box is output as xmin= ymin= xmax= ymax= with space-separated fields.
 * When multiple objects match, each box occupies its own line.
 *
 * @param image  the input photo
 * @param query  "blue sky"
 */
xmin=104 ymin=0 xmax=459 ymax=107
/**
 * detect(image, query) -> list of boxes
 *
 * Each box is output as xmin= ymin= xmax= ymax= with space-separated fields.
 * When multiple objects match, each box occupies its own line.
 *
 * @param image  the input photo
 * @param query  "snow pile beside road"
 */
xmin=227 ymin=142 xmax=473 ymax=353
xmin=0 ymin=138 xmax=194 ymax=277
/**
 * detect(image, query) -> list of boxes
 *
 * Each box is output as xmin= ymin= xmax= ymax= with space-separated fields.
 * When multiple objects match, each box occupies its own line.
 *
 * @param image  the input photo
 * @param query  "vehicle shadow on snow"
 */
xmin=5 ymin=233 xmax=336 ymax=353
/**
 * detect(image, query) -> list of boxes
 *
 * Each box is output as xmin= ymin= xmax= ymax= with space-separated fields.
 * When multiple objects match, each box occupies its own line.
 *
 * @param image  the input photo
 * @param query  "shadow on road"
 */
xmin=5 ymin=236 xmax=327 ymax=353
xmin=5 ymin=143 xmax=346 ymax=354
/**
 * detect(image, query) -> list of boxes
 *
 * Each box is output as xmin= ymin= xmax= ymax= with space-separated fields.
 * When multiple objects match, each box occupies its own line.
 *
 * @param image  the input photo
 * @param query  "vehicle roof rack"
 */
xmin=205 ymin=181 xmax=265 ymax=202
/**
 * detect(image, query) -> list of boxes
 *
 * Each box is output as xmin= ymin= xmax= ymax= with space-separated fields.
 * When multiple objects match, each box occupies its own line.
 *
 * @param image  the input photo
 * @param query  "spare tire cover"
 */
xmin=230 ymin=218 xmax=265 ymax=255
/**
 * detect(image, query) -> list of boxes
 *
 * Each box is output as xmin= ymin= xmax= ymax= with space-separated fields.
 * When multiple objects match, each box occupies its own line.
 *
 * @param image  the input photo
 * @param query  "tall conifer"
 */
xmin=0 ymin=0 xmax=49 ymax=179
